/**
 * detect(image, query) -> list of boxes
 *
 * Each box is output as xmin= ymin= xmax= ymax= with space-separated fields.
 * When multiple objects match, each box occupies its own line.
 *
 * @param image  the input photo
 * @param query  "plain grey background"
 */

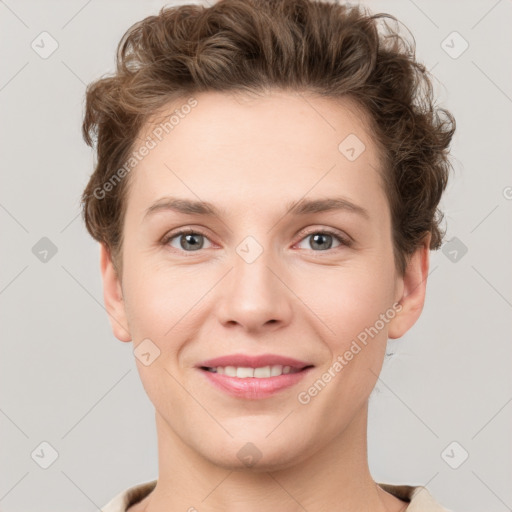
xmin=1 ymin=0 xmax=511 ymax=511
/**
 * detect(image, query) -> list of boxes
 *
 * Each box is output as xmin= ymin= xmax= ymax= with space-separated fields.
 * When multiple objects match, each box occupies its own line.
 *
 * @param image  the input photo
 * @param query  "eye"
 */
xmin=162 ymin=227 xmax=351 ymax=254
xmin=163 ymin=229 xmax=213 ymax=252
xmin=295 ymin=229 xmax=351 ymax=251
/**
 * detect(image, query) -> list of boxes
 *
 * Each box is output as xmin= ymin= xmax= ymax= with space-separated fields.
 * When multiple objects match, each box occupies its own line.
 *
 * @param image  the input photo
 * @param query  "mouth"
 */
xmin=196 ymin=357 xmax=315 ymax=399
xmin=197 ymin=353 xmax=314 ymax=371
xmin=200 ymin=364 xmax=313 ymax=378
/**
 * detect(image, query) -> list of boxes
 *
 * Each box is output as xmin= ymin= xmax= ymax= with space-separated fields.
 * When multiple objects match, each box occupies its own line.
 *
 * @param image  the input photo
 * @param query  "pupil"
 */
xmin=182 ymin=233 xmax=203 ymax=250
xmin=311 ymin=233 xmax=332 ymax=250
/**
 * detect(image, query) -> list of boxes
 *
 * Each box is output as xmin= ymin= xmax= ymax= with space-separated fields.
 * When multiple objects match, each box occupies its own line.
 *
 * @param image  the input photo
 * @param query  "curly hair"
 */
xmin=81 ymin=0 xmax=455 ymax=277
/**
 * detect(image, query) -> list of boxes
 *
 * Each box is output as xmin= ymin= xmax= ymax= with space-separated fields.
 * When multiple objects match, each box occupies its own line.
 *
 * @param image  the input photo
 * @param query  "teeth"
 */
xmin=207 ymin=365 xmax=299 ymax=378
xmin=225 ymin=366 xmax=237 ymax=377
xmin=237 ymin=367 xmax=254 ymax=378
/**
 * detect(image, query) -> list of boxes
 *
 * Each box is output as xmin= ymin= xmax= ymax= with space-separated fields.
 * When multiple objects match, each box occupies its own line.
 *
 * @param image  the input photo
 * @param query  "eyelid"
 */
xmin=293 ymin=226 xmax=353 ymax=247
xmin=162 ymin=225 xmax=353 ymax=256
xmin=161 ymin=227 xmax=214 ymax=248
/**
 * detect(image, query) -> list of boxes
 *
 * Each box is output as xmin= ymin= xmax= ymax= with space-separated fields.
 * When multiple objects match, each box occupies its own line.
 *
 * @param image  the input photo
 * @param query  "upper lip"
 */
xmin=197 ymin=354 xmax=314 ymax=370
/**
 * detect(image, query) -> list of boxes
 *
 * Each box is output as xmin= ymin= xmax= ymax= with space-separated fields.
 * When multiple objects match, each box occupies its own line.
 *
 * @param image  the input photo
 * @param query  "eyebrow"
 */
xmin=143 ymin=196 xmax=370 ymax=221
xmin=285 ymin=197 xmax=370 ymax=220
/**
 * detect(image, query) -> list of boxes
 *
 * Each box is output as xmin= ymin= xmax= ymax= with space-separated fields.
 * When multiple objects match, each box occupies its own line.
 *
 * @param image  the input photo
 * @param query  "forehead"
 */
xmin=126 ymin=90 xmax=387 ymax=221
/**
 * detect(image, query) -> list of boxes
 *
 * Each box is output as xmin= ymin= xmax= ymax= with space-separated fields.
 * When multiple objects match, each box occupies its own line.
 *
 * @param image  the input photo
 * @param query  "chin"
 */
xmin=207 ymin=448 xmax=301 ymax=473
xmin=198 ymin=430 xmax=311 ymax=473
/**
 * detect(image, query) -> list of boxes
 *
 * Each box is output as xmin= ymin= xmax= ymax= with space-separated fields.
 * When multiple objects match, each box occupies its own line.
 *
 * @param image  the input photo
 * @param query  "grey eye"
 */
xmin=296 ymin=232 xmax=343 ymax=251
xmin=167 ymin=232 xmax=212 ymax=251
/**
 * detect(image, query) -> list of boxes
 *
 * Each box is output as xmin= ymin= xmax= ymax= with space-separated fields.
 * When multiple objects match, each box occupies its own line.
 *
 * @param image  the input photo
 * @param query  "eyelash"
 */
xmin=161 ymin=227 xmax=352 ymax=254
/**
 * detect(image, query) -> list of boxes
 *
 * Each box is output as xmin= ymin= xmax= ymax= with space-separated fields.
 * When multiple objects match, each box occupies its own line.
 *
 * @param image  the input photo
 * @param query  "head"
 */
xmin=81 ymin=0 xmax=455 ymax=471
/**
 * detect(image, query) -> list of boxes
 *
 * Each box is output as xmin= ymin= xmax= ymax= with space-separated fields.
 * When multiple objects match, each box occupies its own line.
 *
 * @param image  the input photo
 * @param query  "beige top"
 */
xmin=101 ymin=479 xmax=453 ymax=511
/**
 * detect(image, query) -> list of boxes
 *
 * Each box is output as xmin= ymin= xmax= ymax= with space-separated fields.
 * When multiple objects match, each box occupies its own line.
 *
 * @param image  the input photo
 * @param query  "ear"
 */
xmin=99 ymin=243 xmax=132 ymax=342
xmin=388 ymin=232 xmax=431 ymax=340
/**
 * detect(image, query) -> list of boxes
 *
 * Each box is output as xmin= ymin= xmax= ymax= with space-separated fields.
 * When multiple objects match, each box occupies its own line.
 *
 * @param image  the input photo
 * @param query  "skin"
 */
xmin=100 ymin=90 xmax=430 ymax=512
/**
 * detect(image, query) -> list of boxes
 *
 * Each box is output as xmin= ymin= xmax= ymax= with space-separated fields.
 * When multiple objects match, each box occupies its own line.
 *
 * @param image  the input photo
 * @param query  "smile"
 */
xmin=198 ymin=365 xmax=314 ymax=399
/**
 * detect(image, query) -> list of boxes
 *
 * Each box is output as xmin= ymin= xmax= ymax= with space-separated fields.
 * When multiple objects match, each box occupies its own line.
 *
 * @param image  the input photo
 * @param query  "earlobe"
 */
xmin=99 ymin=244 xmax=132 ymax=342
xmin=388 ymin=233 xmax=431 ymax=340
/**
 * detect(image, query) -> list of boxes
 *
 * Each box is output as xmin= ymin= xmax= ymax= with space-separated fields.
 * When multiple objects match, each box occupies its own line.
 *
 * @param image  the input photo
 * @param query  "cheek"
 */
xmin=305 ymin=272 xmax=395 ymax=391
xmin=122 ymin=259 xmax=209 ymax=341
xmin=121 ymin=266 xmax=195 ymax=403
xmin=304 ymin=266 xmax=392 ymax=340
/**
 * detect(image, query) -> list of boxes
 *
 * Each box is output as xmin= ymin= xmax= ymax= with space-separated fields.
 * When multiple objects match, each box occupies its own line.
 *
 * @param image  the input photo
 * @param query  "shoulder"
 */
xmin=101 ymin=479 xmax=453 ymax=512
xmin=377 ymin=482 xmax=454 ymax=511
xmin=101 ymin=480 xmax=157 ymax=512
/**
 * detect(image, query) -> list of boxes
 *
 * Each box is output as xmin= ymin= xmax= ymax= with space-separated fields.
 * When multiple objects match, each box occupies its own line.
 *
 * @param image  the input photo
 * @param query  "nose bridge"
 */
xmin=235 ymin=242 xmax=275 ymax=294
xmin=216 ymin=234 xmax=292 ymax=330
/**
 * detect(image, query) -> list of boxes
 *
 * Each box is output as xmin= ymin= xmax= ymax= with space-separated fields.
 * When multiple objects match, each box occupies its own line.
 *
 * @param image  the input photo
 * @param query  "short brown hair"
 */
xmin=81 ymin=0 xmax=455 ymax=277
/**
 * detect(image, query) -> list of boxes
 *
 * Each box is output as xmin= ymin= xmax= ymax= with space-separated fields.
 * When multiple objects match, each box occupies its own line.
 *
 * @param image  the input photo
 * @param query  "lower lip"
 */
xmin=198 ymin=367 xmax=314 ymax=399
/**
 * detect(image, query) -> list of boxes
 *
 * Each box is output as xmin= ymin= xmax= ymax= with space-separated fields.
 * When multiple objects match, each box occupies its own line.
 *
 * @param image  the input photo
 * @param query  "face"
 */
xmin=101 ymin=90 xmax=428 ymax=471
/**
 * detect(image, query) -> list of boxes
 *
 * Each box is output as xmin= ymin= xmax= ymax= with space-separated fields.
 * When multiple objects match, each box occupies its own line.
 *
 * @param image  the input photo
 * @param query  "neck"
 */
xmin=136 ymin=401 xmax=403 ymax=512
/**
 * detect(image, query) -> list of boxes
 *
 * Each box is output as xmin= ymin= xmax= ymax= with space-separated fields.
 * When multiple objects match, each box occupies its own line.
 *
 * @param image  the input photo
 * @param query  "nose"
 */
xmin=215 ymin=245 xmax=293 ymax=333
